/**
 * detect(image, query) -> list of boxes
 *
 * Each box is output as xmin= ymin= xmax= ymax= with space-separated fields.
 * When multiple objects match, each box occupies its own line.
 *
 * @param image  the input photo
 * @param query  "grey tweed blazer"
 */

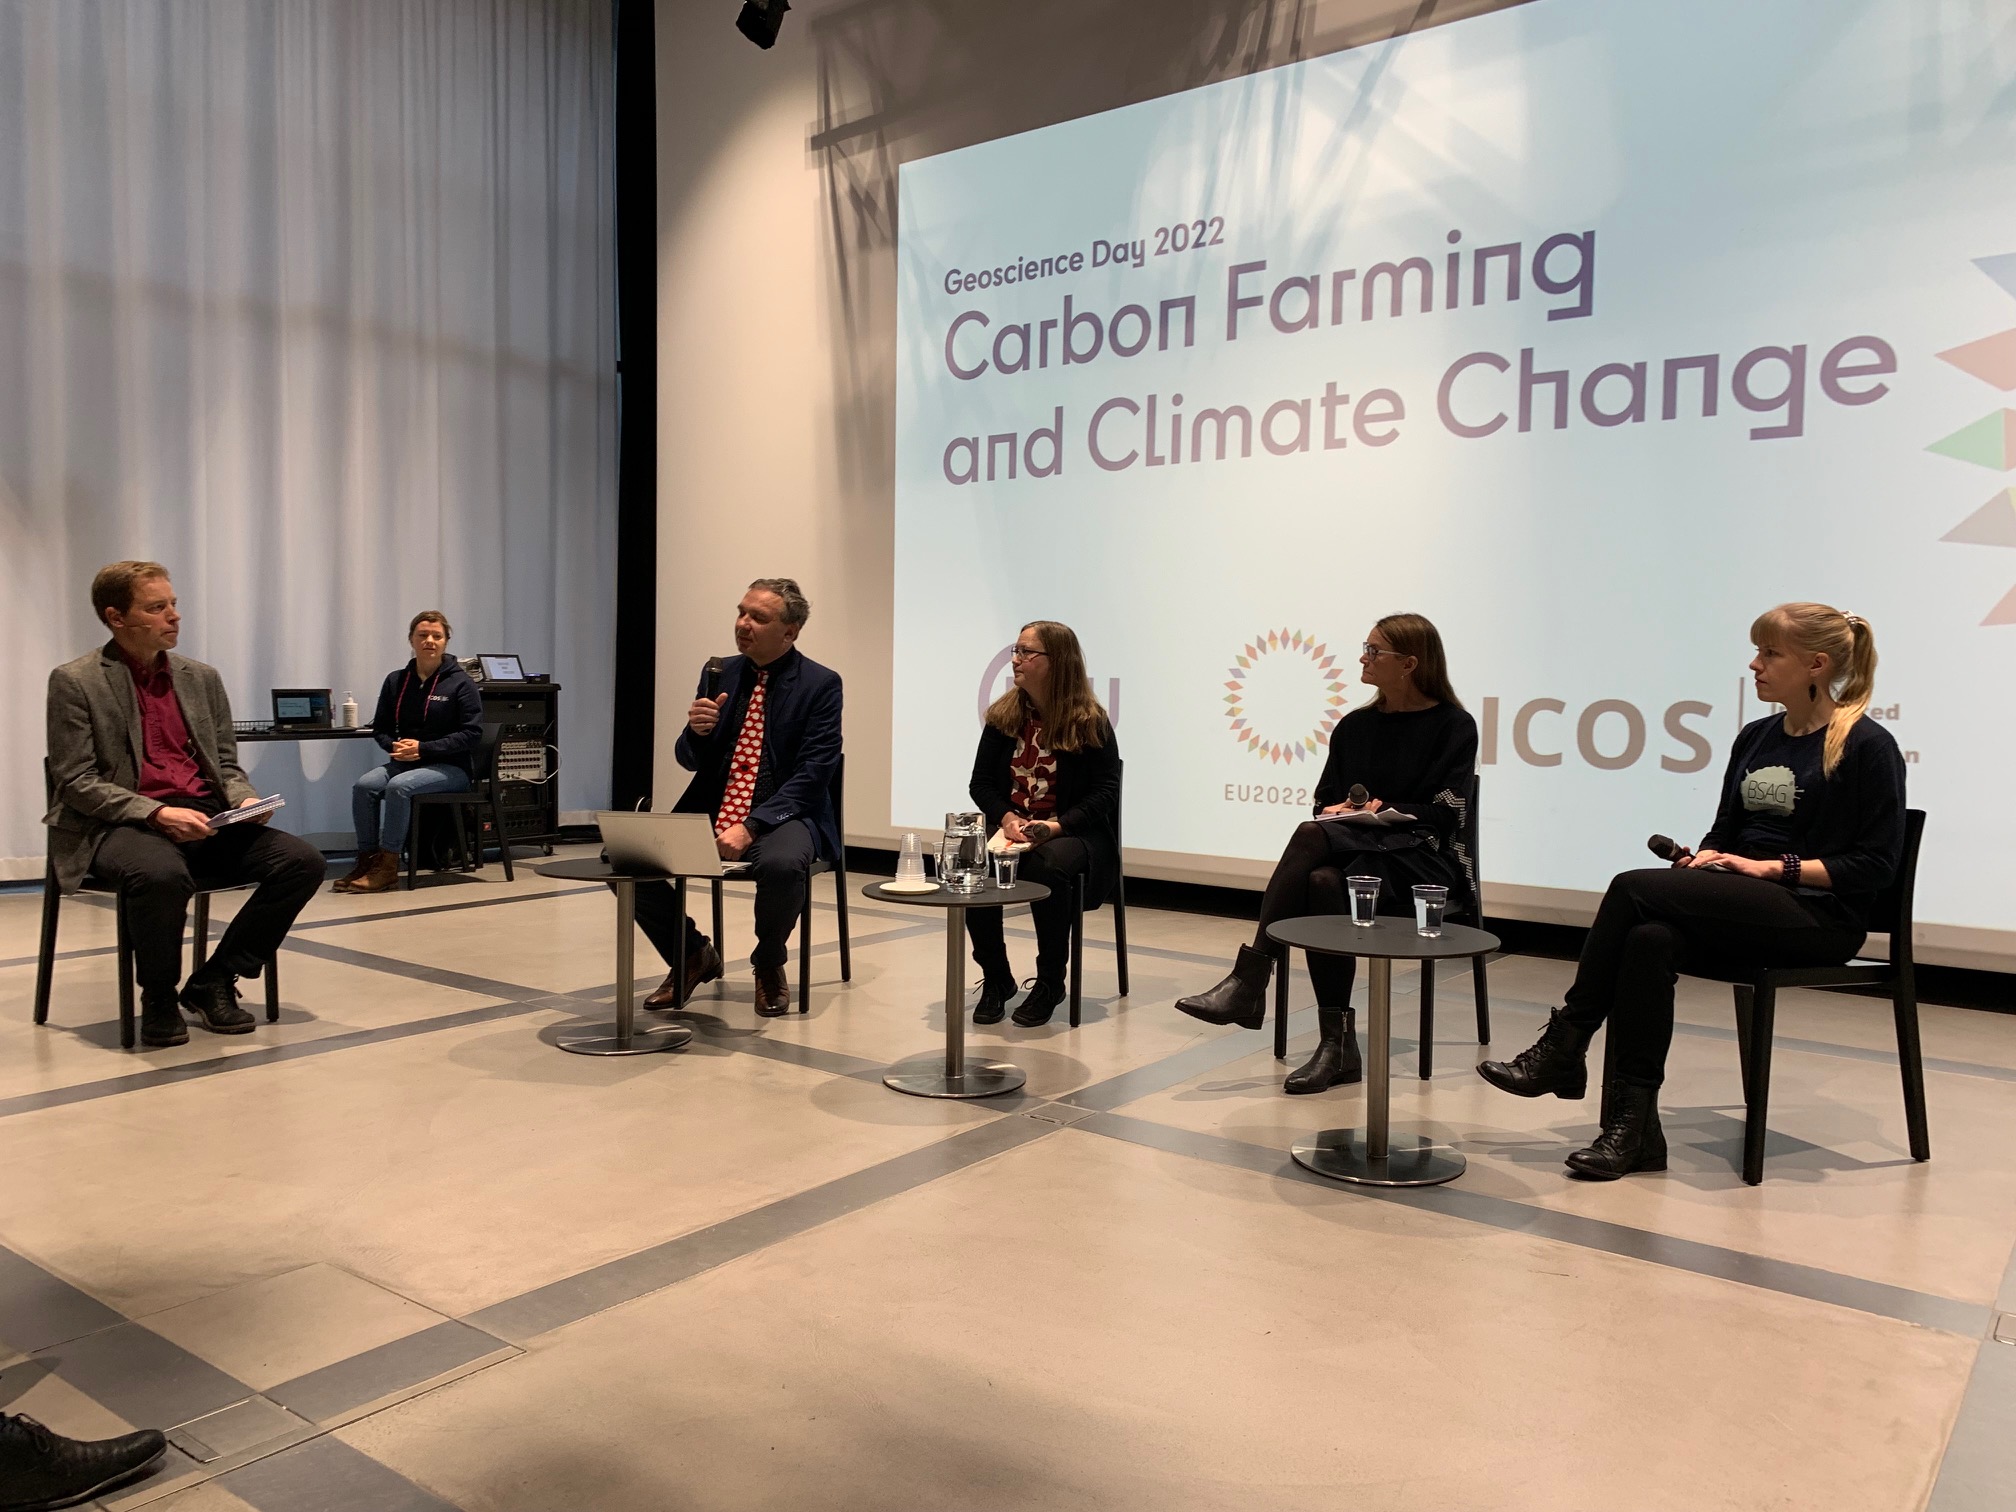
xmin=44 ymin=641 xmax=255 ymax=893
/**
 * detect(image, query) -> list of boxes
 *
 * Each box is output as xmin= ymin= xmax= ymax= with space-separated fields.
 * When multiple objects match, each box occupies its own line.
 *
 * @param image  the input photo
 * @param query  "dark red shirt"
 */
xmin=126 ymin=653 xmax=212 ymax=805
xmin=1008 ymin=717 xmax=1058 ymax=819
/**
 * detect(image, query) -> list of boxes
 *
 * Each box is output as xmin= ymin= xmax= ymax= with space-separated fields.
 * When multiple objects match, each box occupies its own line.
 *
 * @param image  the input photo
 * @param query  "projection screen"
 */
xmin=891 ymin=0 xmax=2016 ymax=965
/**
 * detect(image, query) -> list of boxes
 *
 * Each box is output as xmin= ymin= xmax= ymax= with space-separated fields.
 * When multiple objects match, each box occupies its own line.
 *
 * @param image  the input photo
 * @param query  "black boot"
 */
xmin=139 ymin=990 xmax=188 ymax=1049
xmin=1174 ymin=945 xmax=1272 ymax=1030
xmin=1565 ymin=1081 xmax=1668 ymax=1180
xmin=972 ymin=973 xmax=1017 ymax=1025
xmin=178 ymin=974 xmax=256 ymax=1035
xmin=0 ymin=1412 xmax=169 ymax=1511
xmin=1283 ymin=1006 xmax=1361 ymax=1093
xmin=1476 ymin=1007 xmax=1593 ymax=1099
xmin=1011 ymin=979 xmax=1065 ymax=1028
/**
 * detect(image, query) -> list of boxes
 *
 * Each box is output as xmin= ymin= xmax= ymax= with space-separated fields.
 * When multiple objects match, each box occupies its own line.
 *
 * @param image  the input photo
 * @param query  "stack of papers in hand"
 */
xmin=209 ymin=795 xmax=286 ymax=828
xmin=1316 ymin=807 xmax=1418 ymax=825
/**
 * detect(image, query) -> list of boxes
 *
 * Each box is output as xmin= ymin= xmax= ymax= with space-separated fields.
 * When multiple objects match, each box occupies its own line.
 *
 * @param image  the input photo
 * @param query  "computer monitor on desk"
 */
xmin=271 ymin=689 xmax=331 ymax=730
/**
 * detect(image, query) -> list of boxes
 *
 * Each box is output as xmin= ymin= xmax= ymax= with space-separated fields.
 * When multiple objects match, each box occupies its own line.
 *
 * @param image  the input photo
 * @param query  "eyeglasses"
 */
xmin=1361 ymin=643 xmax=1401 ymax=659
xmin=1010 ymin=648 xmax=1048 ymax=662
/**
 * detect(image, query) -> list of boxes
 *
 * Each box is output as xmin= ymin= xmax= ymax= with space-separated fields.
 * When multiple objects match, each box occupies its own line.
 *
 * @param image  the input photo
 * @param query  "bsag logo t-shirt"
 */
xmin=1741 ymin=765 xmax=1800 ymax=817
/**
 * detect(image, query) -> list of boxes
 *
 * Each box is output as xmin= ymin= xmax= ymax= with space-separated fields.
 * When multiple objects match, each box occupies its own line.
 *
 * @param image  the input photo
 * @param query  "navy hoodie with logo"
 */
xmin=369 ymin=659 xmax=484 ymax=774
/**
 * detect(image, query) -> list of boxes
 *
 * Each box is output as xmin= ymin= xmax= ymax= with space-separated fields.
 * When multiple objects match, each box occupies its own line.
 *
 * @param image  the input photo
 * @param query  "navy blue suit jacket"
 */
xmin=673 ymin=647 xmax=843 ymax=862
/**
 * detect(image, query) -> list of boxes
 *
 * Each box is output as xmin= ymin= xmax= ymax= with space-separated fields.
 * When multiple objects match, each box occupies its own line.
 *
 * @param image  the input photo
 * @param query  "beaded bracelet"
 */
xmin=1781 ymin=853 xmax=1802 ymax=888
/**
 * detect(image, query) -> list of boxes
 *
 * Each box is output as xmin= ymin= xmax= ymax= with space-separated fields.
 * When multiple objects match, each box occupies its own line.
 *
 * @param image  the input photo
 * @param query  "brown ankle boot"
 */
xmin=331 ymin=850 xmax=377 ymax=892
xmin=346 ymin=849 xmax=402 ymax=894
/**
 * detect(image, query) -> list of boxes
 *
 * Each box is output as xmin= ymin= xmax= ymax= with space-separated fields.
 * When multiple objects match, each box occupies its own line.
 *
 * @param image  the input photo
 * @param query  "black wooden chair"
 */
xmin=1415 ymin=770 xmax=1491 ymax=1077
xmin=706 ymin=756 xmax=852 ymax=1013
xmin=1600 ymin=808 xmax=1930 ymax=1186
xmin=1065 ymin=761 xmax=1129 ymax=1028
xmin=35 ymin=762 xmax=281 ymax=1051
xmin=404 ymin=724 xmax=516 ymax=889
xmin=1271 ymin=772 xmax=1491 ymax=1064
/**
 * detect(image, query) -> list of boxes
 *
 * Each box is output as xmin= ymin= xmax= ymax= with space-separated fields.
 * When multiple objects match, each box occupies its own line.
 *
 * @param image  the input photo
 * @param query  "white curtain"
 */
xmin=0 ymin=0 xmax=616 ymax=875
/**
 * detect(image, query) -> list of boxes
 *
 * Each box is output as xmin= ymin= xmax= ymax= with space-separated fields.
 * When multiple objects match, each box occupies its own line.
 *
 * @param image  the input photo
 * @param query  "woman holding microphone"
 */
xmin=1176 ymin=613 xmax=1477 ymax=1094
xmin=1477 ymin=602 xmax=1905 ymax=1179
xmin=335 ymin=611 xmax=485 ymax=893
xmin=965 ymin=620 xmax=1121 ymax=1028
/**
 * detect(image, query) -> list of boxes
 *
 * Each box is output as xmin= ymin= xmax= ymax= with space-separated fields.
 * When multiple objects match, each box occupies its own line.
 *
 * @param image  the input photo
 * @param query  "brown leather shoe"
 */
xmin=331 ymin=849 xmax=379 ymax=893
xmin=754 ymin=965 xmax=791 ymax=1017
xmin=345 ymin=849 xmax=402 ymax=894
xmin=644 ymin=942 xmax=723 ymax=1008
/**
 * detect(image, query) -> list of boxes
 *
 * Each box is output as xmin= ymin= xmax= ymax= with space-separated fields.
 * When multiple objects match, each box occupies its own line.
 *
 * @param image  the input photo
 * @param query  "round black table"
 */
xmin=1266 ymin=916 xmax=1499 ymax=1187
xmin=537 ymin=859 xmax=693 ymax=1056
xmin=862 ymin=878 xmax=1051 ymax=1098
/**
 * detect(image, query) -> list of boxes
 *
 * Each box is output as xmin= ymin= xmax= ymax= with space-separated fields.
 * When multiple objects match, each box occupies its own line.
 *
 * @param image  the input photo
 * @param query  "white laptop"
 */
xmin=597 ymin=811 xmax=752 ymax=876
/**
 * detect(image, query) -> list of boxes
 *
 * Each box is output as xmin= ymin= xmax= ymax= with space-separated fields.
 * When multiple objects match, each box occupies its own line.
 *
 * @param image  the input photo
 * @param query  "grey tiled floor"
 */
xmin=0 ymin=848 xmax=2009 ymax=1510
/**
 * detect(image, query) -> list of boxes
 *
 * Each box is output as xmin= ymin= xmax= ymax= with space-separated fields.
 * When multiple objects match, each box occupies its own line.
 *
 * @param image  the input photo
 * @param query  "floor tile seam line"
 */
xmin=1069 ymin=1110 xmax=1990 ymax=1336
xmin=0 ymin=999 xmax=552 ymax=1121
xmin=463 ymin=1114 xmax=1062 ymax=1343
xmin=213 ymin=1424 xmax=475 ymax=1512
xmin=1925 ymin=1333 xmax=2016 ymax=1511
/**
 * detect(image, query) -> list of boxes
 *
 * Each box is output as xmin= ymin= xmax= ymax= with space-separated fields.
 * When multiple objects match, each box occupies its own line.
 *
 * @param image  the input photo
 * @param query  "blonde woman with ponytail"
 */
xmin=1478 ymin=603 xmax=1906 ymax=1180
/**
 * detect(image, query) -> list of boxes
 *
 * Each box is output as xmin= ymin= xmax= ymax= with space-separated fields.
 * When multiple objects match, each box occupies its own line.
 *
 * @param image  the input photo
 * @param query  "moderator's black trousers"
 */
xmin=88 ymin=820 xmax=327 ymax=993
xmin=965 ymin=835 xmax=1092 ymax=987
xmin=633 ymin=819 xmax=815 ymax=972
xmin=1561 ymin=867 xmax=1864 ymax=1090
xmin=1251 ymin=820 xmax=1461 ymax=1007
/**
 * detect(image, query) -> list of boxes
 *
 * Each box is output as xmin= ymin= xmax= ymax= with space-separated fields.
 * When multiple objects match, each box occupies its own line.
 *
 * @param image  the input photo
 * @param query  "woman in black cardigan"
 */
xmin=1479 ymin=602 xmax=1906 ymax=1179
xmin=966 ymin=620 xmax=1121 ymax=1028
xmin=1177 ymin=613 xmax=1477 ymax=1095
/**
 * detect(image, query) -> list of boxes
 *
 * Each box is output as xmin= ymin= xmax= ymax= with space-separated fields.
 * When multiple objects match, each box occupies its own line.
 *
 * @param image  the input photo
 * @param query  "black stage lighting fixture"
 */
xmin=736 ymin=0 xmax=790 ymax=49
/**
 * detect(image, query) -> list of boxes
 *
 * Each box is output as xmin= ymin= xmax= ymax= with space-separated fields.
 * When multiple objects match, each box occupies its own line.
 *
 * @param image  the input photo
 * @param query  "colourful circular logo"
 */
xmin=1224 ymin=630 xmax=1350 ymax=762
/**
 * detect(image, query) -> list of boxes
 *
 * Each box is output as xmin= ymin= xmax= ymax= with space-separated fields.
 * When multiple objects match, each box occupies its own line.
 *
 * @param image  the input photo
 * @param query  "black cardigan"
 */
xmin=968 ymin=717 xmax=1122 ymax=909
xmin=1698 ymin=714 xmax=1906 ymax=928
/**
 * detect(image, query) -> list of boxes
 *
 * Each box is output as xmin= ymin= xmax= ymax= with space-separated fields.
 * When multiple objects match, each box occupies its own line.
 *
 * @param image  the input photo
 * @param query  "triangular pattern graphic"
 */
xmin=1926 ymin=409 xmax=2016 ymax=470
xmin=1937 ymin=329 xmax=2016 ymax=390
xmin=1983 ymin=581 xmax=2016 ymax=627
xmin=1976 ymin=253 xmax=2016 ymax=304
xmin=1942 ymin=489 xmax=2016 ymax=547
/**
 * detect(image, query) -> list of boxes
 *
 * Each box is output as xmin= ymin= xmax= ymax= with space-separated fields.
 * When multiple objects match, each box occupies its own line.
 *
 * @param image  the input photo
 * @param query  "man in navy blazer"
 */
xmin=636 ymin=578 xmax=842 ymax=1015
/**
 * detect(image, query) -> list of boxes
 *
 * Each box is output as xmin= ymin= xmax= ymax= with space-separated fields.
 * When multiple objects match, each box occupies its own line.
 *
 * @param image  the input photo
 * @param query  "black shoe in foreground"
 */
xmin=0 ymin=1413 xmax=169 ymax=1512
xmin=1173 ymin=944 xmax=1273 ymax=1030
xmin=1283 ymin=1006 xmax=1361 ymax=1093
xmin=139 ymin=990 xmax=189 ymax=1048
xmin=1010 ymin=979 xmax=1065 ymax=1027
xmin=1565 ymin=1081 xmax=1669 ymax=1180
xmin=1476 ymin=1007 xmax=1592 ymax=1099
xmin=177 ymin=976 xmax=256 ymax=1035
xmin=972 ymin=975 xmax=1017 ymax=1025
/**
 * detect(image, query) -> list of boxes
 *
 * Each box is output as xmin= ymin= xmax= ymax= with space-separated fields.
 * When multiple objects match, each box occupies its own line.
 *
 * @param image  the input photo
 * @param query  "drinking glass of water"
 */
xmin=992 ymin=852 xmax=1019 ymax=889
xmin=1412 ymin=884 xmax=1449 ymax=937
xmin=1347 ymin=875 xmax=1381 ymax=926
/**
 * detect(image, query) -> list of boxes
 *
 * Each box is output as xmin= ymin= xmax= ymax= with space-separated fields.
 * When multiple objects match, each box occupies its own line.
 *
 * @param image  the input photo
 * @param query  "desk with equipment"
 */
xmin=231 ymin=660 xmax=564 ymax=858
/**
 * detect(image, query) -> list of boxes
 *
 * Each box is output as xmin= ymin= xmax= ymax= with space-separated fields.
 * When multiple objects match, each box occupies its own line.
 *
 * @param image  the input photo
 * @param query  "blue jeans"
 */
xmin=352 ymin=761 xmax=471 ymax=856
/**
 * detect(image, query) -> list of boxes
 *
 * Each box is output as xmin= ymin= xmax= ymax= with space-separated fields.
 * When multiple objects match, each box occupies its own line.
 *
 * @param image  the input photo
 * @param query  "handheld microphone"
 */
xmin=1647 ymin=834 xmax=1689 ymax=863
xmin=1348 ymin=784 xmax=1369 ymax=807
xmin=704 ymin=656 xmax=725 ymax=700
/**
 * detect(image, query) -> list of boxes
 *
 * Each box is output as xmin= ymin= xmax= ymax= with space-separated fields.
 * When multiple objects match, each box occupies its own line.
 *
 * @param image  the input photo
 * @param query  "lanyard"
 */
xmin=394 ymin=665 xmax=444 ymax=737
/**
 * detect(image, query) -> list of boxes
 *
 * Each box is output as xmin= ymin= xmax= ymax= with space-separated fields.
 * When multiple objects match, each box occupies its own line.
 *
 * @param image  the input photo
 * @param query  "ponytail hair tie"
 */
xmin=1844 ymin=613 xmax=1863 ymax=628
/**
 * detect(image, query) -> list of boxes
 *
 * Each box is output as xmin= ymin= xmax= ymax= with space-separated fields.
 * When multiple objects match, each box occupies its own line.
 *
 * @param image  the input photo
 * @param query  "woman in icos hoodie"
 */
xmin=335 ymin=610 xmax=484 ymax=893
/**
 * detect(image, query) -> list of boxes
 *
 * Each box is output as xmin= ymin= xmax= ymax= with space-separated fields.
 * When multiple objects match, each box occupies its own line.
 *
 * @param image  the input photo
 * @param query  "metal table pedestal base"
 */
xmin=1290 ymin=1129 xmax=1466 ymax=1188
xmin=883 ymin=1060 xmax=1027 ymax=1099
xmin=555 ymin=874 xmax=691 ymax=1058
xmin=882 ymin=899 xmax=1028 ymax=1101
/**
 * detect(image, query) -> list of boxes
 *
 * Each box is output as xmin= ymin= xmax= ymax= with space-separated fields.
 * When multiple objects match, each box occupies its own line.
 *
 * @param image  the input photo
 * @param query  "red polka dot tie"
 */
xmin=715 ymin=669 xmax=768 ymax=836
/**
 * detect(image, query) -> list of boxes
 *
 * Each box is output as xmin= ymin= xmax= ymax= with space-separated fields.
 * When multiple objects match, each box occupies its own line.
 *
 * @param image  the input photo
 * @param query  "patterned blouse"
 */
xmin=1008 ymin=716 xmax=1059 ymax=819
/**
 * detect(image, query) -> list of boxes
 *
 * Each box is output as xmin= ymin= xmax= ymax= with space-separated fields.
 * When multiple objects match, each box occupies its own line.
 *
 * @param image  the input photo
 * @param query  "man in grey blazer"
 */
xmin=46 ymin=561 xmax=325 ymax=1047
